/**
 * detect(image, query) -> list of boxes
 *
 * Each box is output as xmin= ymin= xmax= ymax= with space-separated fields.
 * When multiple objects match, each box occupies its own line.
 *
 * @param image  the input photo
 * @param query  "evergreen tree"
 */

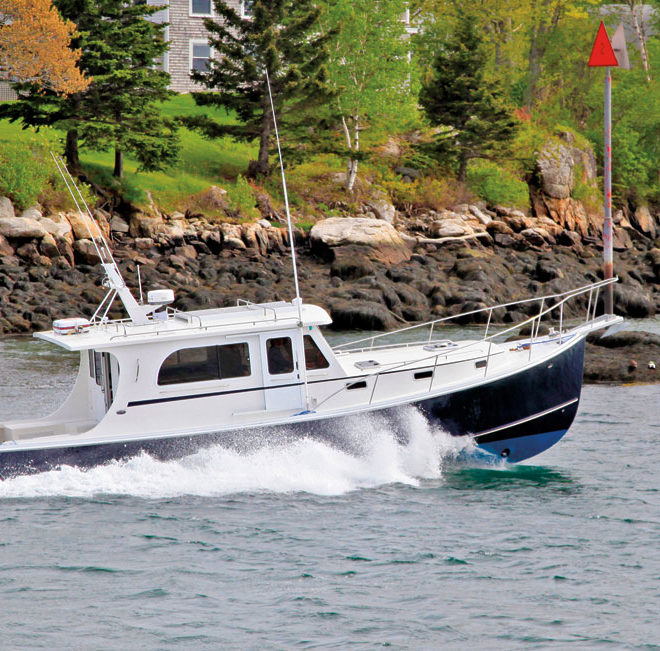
xmin=0 ymin=0 xmax=178 ymax=178
xmin=419 ymin=13 xmax=517 ymax=181
xmin=189 ymin=0 xmax=335 ymax=177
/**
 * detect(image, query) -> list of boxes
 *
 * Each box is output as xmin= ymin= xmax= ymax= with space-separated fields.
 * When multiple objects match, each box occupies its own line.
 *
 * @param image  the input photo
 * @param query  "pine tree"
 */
xmin=419 ymin=13 xmax=517 ymax=181
xmin=189 ymin=0 xmax=335 ymax=177
xmin=0 ymin=0 xmax=178 ymax=178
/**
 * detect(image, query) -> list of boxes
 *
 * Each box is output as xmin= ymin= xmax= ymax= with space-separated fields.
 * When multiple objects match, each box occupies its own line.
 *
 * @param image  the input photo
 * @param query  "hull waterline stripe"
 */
xmin=472 ymin=398 xmax=579 ymax=439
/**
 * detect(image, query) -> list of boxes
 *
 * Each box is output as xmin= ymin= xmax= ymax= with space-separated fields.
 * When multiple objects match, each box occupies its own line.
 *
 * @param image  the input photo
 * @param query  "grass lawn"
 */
xmin=0 ymin=95 xmax=258 ymax=214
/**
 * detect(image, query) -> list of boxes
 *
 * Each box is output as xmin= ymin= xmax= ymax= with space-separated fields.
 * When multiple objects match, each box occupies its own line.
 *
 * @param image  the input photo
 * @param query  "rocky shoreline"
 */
xmin=0 ymin=193 xmax=658 ymax=384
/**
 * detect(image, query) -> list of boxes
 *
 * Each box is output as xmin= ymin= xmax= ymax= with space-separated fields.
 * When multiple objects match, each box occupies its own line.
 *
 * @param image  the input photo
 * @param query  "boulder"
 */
xmin=0 ymin=234 xmax=14 ymax=256
xmin=37 ymin=214 xmax=74 ymax=243
xmin=220 ymin=223 xmax=247 ymax=250
xmin=0 ymin=216 xmax=47 ymax=239
xmin=612 ymin=227 xmax=633 ymax=251
xmin=110 ymin=216 xmax=130 ymax=234
xmin=486 ymin=220 xmax=514 ymax=236
xmin=520 ymin=228 xmax=549 ymax=247
xmin=366 ymin=198 xmax=396 ymax=224
xmin=0 ymin=197 xmax=15 ymax=220
xmin=429 ymin=219 xmax=473 ymax=238
xmin=20 ymin=206 xmax=42 ymax=221
xmin=39 ymin=233 xmax=60 ymax=259
xmin=468 ymin=205 xmax=492 ymax=225
xmin=310 ymin=217 xmax=411 ymax=265
xmin=632 ymin=205 xmax=657 ymax=239
xmin=538 ymin=141 xmax=574 ymax=199
xmin=66 ymin=212 xmax=107 ymax=241
xmin=129 ymin=213 xmax=164 ymax=239
xmin=328 ymin=299 xmax=397 ymax=331
xmin=73 ymin=239 xmax=102 ymax=265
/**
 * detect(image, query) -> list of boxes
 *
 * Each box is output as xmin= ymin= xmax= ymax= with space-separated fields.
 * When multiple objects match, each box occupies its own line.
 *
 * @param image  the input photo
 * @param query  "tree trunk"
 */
xmin=458 ymin=155 xmax=468 ymax=183
xmin=345 ymin=113 xmax=360 ymax=193
xmin=113 ymin=149 xmax=124 ymax=179
xmin=629 ymin=1 xmax=651 ymax=82
xmin=65 ymin=129 xmax=81 ymax=173
xmin=249 ymin=93 xmax=272 ymax=178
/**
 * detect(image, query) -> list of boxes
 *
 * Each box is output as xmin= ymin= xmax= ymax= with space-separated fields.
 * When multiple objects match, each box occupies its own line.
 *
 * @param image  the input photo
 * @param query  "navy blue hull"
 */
xmin=0 ymin=339 xmax=586 ymax=478
xmin=414 ymin=338 xmax=585 ymax=462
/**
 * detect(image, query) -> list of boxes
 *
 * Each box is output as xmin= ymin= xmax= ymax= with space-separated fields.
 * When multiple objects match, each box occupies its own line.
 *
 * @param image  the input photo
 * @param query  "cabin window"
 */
xmin=304 ymin=335 xmax=329 ymax=370
xmin=266 ymin=337 xmax=294 ymax=375
xmin=158 ymin=343 xmax=250 ymax=385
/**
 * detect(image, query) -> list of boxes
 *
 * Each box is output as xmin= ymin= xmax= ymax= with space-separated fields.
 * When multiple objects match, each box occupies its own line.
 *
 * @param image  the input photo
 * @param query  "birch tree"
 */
xmin=320 ymin=0 xmax=417 ymax=193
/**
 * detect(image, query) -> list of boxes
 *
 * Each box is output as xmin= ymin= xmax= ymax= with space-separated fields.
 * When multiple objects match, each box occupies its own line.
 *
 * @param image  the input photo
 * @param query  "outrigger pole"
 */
xmin=51 ymin=153 xmax=154 ymax=325
xmin=264 ymin=68 xmax=311 ymax=411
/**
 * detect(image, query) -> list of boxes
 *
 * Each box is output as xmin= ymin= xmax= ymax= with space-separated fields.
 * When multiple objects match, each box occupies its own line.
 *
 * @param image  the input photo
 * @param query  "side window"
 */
xmin=218 ymin=343 xmax=251 ymax=379
xmin=159 ymin=346 xmax=218 ymax=385
xmin=158 ymin=343 xmax=251 ymax=385
xmin=304 ymin=335 xmax=329 ymax=370
xmin=266 ymin=337 xmax=294 ymax=375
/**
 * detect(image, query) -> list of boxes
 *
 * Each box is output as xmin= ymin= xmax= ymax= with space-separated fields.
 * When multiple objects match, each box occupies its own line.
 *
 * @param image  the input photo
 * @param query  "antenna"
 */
xmin=264 ymin=69 xmax=312 ymax=412
xmin=264 ymin=69 xmax=303 ymax=322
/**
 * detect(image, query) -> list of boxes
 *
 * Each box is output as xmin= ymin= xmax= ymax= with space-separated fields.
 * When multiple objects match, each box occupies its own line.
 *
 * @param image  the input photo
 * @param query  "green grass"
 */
xmin=0 ymin=95 xmax=258 ymax=214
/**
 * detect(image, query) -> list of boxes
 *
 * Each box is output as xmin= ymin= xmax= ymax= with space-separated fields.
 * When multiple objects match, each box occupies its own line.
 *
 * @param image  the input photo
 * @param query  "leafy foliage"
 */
xmin=467 ymin=160 xmax=529 ymax=210
xmin=0 ymin=0 xmax=88 ymax=94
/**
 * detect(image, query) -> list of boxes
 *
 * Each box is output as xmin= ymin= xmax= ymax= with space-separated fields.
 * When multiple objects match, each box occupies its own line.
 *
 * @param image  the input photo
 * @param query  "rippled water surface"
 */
xmin=0 ymin=335 xmax=659 ymax=649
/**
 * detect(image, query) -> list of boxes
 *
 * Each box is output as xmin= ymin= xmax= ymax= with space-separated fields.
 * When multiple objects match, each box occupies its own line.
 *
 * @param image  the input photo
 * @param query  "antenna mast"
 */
xmin=265 ymin=69 xmax=311 ymax=412
xmin=264 ymin=69 xmax=303 ymax=322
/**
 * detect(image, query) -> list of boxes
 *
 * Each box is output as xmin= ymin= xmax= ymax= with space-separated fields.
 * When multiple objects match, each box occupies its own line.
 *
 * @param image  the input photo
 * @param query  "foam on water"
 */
xmin=0 ymin=408 xmax=477 ymax=499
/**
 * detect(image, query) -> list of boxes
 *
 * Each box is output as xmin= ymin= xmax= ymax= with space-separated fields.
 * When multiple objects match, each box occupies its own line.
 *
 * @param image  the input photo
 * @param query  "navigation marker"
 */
xmin=588 ymin=21 xmax=618 ymax=67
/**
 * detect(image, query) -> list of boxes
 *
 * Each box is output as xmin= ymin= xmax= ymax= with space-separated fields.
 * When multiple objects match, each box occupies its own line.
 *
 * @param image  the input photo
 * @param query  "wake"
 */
xmin=0 ymin=408 xmax=480 ymax=499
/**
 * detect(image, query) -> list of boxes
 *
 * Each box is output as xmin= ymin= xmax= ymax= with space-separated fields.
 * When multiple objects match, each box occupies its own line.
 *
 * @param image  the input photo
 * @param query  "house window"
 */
xmin=158 ymin=343 xmax=251 ymax=385
xmin=191 ymin=41 xmax=212 ymax=72
xmin=240 ymin=0 xmax=254 ymax=18
xmin=190 ymin=0 xmax=212 ymax=16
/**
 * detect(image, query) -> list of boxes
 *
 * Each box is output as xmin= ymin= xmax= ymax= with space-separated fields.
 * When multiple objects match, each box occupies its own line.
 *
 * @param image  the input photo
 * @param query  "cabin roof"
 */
xmin=34 ymin=301 xmax=332 ymax=351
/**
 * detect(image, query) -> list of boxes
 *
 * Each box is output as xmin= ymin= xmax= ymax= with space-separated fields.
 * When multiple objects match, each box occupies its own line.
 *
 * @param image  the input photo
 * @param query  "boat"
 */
xmin=0 ymin=86 xmax=624 ymax=479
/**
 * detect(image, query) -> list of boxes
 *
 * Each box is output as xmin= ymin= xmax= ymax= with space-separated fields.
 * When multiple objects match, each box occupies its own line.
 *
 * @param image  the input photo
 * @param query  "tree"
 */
xmin=419 ymin=13 xmax=517 ymax=181
xmin=189 ymin=0 xmax=335 ymax=177
xmin=0 ymin=0 xmax=178 ymax=178
xmin=319 ymin=0 xmax=418 ymax=192
xmin=0 ymin=0 xmax=88 ymax=94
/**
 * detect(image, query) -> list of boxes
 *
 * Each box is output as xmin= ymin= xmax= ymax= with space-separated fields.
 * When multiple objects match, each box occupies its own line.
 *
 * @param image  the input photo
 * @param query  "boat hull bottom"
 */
xmin=476 ymin=429 xmax=569 ymax=463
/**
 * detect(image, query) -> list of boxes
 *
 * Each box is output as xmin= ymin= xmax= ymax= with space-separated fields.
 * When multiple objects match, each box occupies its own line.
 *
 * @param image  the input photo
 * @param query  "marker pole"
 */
xmin=603 ymin=66 xmax=614 ymax=314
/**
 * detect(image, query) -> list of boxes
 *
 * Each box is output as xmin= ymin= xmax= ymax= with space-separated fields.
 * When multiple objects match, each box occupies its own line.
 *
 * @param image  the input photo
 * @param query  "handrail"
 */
xmin=333 ymin=277 xmax=618 ymax=352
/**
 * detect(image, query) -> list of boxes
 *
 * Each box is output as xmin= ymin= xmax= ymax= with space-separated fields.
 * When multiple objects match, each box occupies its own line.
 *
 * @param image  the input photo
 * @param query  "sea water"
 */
xmin=0 ymin=333 xmax=658 ymax=648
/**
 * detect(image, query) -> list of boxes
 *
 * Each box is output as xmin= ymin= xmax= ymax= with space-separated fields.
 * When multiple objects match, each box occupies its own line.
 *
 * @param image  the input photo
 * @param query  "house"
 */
xmin=146 ymin=0 xmax=252 ymax=93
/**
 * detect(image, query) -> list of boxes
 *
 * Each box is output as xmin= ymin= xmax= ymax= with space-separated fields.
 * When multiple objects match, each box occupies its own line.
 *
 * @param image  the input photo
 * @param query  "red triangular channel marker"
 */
xmin=588 ymin=21 xmax=619 ymax=67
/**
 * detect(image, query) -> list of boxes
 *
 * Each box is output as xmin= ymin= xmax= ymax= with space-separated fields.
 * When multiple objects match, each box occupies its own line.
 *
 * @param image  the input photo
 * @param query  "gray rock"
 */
xmin=538 ymin=142 xmax=574 ymax=199
xmin=20 ymin=206 xmax=42 ymax=221
xmin=0 ymin=197 xmax=14 ymax=220
xmin=366 ymin=198 xmax=396 ymax=224
xmin=110 ymin=216 xmax=130 ymax=233
xmin=0 ymin=217 xmax=47 ymax=239
xmin=258 ymin=219 xmax=271 ymax=229
xmin=395 ymin=166 xmax=420 ymax=180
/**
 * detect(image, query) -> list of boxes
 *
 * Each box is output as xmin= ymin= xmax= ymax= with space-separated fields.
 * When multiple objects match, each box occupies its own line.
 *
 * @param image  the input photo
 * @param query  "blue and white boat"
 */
xmin=0 ymin=107 xmax=623 ymax=477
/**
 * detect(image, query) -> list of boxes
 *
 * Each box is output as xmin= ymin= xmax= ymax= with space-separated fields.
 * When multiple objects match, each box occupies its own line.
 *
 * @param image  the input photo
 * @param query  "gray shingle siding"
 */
xmin=149 ymin=0 xmax=242 ymax=93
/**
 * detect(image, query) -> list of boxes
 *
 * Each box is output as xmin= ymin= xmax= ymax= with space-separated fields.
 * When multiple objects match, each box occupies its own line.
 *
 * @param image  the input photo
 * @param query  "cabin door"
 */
xmin=260 ymin=331 xmax=305 ymax=412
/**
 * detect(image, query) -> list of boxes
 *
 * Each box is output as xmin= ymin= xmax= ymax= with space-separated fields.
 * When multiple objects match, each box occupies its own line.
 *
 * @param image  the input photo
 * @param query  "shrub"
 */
xmin=227 ymin=175 xmax=259 ymax=220
xmin=466 ymin=160 xmax=529 ymax=210
xmin=0 ymin=142 xmax=51 ymax=211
